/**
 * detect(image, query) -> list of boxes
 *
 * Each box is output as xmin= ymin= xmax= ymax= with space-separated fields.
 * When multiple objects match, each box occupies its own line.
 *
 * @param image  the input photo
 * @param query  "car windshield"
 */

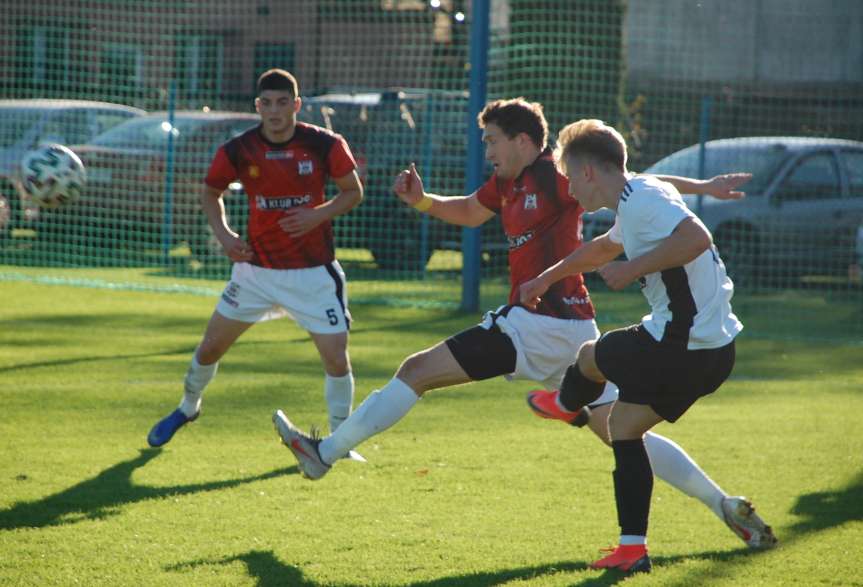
xmin=0 ymin=109 xmax=45 ymax=148
xmin=646 ymin=143 xmax=788 ymax=194
xmin=89 ymin=116 xmax=218 ymax=150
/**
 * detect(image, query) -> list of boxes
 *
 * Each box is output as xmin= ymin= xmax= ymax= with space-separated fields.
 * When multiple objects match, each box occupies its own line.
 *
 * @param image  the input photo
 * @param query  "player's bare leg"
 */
xmin=394 ymin=341 xmax=473 ymax=394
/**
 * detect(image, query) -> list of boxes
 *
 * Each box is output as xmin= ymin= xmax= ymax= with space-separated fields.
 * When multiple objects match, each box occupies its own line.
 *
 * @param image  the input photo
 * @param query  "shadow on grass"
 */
xmin=657 ymin=469 xmax=863 ymax=587
xmin=165 ymin=472 xmax=863 ymax=586
xmin=167 ymin=547 xmax=767 ymax=586
xmin=0 ymin=345 xmax=198 ymax=375
xmin=0 ymin=449 xmax=297 ymax=531
xmin=788 ymin=469 xmax=863 ymax=535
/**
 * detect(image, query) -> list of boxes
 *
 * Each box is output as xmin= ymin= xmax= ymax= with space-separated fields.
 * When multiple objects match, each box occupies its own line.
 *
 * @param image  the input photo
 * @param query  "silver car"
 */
xmin=583 ymin=137 xmax=863 ymax=286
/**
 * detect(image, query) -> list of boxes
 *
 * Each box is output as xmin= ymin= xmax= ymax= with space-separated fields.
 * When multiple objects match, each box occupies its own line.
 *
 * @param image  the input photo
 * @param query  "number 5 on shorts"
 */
xmin=326 ymin=308 xmax=339 ymax=326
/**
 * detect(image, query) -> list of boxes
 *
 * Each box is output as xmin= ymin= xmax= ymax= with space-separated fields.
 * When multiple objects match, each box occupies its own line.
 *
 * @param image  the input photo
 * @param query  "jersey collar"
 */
xmin=257 ymin=123 xmax=301 ymax=148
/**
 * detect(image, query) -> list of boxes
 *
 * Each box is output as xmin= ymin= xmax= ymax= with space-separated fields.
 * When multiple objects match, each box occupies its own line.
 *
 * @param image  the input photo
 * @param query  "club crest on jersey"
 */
xmin=298 ymin=160 xmax=314 ymax=175
xmin=524 ymin=193 xmax=537 ymax=210
xmin=266 ymin=150 xmax=293 ymax=160
xmin=248 ymin=165 xmax=260 ymax=178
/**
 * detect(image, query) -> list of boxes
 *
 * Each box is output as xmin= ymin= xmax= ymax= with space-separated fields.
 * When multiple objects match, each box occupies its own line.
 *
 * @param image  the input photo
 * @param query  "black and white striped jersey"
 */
xmin=608 ymin=175 xmax=743 ymax=349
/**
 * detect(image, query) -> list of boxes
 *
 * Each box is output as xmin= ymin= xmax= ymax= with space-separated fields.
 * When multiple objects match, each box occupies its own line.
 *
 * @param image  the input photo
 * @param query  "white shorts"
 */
xmin=486 ymin=305 xmax=619 ymax=406
xmin=215 ymin=261 xmax=351 ymax=334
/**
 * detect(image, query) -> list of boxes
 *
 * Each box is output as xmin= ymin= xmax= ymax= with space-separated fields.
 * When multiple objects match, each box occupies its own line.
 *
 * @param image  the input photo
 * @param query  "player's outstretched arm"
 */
xmin=599 ymin=217 xmax=712 ymax=290
xmin=201 ymin=184 xmax=252 ymax=262
xmin=520 ymin=233 xmax=624 ymax=309
xmin=653 ymin=173 xmax=751 ymax=200
xmin=393 ymin=163 xmax=495 ymax=227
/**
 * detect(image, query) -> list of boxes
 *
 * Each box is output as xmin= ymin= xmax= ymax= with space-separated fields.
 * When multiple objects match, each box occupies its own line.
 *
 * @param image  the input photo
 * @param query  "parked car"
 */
xmin=0 ymin=99 xmax=145 ymax=241
xmin=583 ymin=137 xmax=863 ymax=287
xmin=299 ymin=90 xmax=508 ymax=271
xmin=41 ymin=111 xmax=260 ymax=259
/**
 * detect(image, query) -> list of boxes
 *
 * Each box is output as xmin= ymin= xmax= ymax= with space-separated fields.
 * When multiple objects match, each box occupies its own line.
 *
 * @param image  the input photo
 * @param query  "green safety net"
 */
xmin=2 ymin=0 xmax=861 ymax=340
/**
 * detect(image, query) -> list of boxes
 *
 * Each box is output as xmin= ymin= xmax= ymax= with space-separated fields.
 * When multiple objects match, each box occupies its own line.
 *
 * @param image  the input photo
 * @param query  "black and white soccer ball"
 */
xmin=20 ymin=144 xmax=86 ymax=209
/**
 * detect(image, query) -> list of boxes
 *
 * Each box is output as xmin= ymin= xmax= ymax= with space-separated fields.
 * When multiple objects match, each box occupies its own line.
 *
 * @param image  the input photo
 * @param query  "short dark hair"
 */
xmin=256 ymin=68 xmax=299 ymax=97
xmin=478 ymin=98 xmax=548 ymax=149
xmin=555 ymin=119 xmax=627 ymax=174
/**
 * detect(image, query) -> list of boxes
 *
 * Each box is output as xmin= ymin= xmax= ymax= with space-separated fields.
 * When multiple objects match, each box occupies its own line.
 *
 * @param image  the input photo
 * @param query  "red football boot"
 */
xmin=589 ymin=544 xmax=652 ymax=573
xmin=526 ymin=389 xmax=591 ymax=427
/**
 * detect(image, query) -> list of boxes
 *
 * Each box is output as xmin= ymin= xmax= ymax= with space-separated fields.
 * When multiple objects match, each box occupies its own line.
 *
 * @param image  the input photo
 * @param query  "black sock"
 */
xmin=559 ymin=364 xmax=605 ymax=411
xmin=612 ymin=439 xmax=653 ymax=537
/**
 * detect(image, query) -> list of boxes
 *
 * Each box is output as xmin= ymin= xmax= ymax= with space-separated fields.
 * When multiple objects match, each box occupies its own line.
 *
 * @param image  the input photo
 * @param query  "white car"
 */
xmin=583 ymin=137 xmax=863 ymax=287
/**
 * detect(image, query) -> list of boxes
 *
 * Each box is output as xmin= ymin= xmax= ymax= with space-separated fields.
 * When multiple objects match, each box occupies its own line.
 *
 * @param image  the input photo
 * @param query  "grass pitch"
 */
xmin=1 ymin=278 xmax=862 ymax=586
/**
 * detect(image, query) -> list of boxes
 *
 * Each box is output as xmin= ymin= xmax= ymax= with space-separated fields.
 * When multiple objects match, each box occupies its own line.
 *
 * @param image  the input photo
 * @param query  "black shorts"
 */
xmin=445 ymin=310 xmax=518 ymax=381
xmin=594 ymin=324 xmax=736 ymax=422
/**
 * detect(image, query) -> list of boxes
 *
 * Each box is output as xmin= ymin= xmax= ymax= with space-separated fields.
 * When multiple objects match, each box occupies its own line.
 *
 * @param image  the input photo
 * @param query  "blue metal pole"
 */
xmin=419 ymin=93 xmax=434 ymax=276
xmin=461 ymin=0 xmax=489 ymax=313
xmin=696 ymin=95 xmax=712 ymax=217
xmin=162 ymin=80 xmax=177 ymax=264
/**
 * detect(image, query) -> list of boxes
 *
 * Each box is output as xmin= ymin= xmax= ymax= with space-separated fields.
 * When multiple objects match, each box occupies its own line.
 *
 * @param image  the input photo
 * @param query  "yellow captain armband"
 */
xmin=413 ymin=195 xmax=433 ymax=212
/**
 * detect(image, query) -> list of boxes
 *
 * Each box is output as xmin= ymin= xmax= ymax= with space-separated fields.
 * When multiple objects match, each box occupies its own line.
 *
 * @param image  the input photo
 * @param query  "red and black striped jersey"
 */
xmin=476 ymin=148 xmax=595 ymax=320
xmin=205 ymin=122 xmax=357 ymax=269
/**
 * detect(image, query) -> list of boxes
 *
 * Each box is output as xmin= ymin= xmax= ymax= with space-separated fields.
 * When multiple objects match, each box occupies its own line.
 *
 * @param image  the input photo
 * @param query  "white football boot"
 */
xmin=721 ymin=496 xmax=778 ymax=548
xmin=272 ymin=410 xmax=331 ymax=481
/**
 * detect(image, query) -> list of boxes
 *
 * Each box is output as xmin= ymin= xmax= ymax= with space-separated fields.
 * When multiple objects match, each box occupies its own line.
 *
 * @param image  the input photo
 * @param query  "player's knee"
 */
xmin=607 ymin=408 xmax=643 ymax=441
xmin=575 ymin=341 xmax=604 ymax=381
xmin=395 ymin=351 xmax=431 ymax=394
xmin=323 ymin=354 xmax=350 ymax=377
xmin=196 ymin=343 xmax=225 ymax=365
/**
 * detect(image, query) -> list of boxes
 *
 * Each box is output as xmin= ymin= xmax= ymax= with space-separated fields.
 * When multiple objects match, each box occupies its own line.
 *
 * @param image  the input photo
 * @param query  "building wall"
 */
xmin=625 ymin=0 xmax=863 ymax=84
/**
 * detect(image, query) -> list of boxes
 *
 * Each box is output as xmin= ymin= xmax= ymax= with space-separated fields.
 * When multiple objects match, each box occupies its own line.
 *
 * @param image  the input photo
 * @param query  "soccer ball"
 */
xmin=20 ymin=144 xmax=86 ymax=209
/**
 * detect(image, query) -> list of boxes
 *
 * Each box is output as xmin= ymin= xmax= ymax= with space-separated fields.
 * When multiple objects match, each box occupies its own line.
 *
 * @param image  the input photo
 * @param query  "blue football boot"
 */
xmin=147 ymin=408 xmax=199 ymax=447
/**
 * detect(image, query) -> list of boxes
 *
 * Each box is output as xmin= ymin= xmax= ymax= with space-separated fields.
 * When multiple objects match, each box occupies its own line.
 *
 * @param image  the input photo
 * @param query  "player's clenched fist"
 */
xmin=392 ymin=162 xmax=425 ymax=206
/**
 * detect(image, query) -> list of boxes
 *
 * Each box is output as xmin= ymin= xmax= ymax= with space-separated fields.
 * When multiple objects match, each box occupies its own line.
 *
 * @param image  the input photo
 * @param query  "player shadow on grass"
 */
xmin=0 ymin=448 xmax=297 ymax=531
xmin=167 ymin=547 xmax=767 ymax=586
xmin=653 ymin=469 xmax=863 ymax=587
xmin=0 ymin=346 xmax=198 ymax=375
xmin=787 ymin=469 xmax=863 ymax=536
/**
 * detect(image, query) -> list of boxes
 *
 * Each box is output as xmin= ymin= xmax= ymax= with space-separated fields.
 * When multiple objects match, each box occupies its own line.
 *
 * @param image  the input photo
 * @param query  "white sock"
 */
xmin=619 ymin=535 xmax=647 ymax=546
xmin=644 ymin=432 xmax=727 ymax=519
xmin=325 ymin=372 xmax=355 ymax=433
xmin=179 ymin=353 xmax=218 ymax=417
xmin=318 ymin=378 xmax=419 ymax=464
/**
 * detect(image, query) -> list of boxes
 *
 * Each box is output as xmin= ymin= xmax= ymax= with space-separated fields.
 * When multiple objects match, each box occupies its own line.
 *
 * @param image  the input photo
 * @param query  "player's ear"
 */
xmin=254 ymin=97 xmax=262 ymax=114
xmin=293 ymin=96 xmax=302 ymax=113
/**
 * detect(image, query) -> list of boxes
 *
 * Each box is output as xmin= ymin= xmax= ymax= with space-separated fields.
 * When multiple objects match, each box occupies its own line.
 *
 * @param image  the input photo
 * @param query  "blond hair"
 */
xmin=555 ymin=119 xmax=627 ymax=175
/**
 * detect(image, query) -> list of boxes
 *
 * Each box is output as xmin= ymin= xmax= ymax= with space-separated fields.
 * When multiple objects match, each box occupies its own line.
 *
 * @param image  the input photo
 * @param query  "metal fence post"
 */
xmin=162 ymin=80 xmax=177 ymax=264
xmin=461 ymin=0 xmax=489 ymax=313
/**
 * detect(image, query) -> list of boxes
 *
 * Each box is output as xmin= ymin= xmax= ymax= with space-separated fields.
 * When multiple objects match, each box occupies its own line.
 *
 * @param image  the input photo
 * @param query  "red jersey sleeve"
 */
xmin=204 ymin=146 xmax=238 ymax=191
xmin=327 ymin=135 xmax=357 ymax=178
xmin=475 ymin=175 xmax=501 ymax=213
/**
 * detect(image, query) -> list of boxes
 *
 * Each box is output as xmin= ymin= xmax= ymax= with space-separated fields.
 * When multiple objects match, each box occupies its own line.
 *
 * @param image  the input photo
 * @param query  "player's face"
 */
xmin=482 ymin=123 xmax=521 ymax=180
xmin=256 ymin=90 xmax=300 ymax=136
xmin=566 ymin=157 xmax=601 ymax=211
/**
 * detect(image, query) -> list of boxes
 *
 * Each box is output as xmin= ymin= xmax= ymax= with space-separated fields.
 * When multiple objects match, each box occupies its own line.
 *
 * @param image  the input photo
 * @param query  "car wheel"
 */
xmin=713 ymin=223 xmax=761 ymax=289
xmin=370 ymin=236 xmax=434 ymax=271
xmin=0 ymin=193 xmax=14 ymax=243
